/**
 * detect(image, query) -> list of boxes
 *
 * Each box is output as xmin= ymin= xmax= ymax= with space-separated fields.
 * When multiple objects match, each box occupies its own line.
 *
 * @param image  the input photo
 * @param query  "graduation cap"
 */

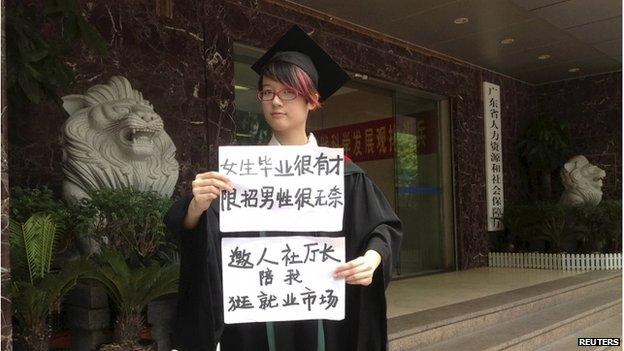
xmin=251 ymin=25 xmax=350 ymax=101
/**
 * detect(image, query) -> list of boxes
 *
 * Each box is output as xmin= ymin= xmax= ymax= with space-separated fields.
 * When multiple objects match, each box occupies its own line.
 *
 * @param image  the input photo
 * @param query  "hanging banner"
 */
xmin=222 ymin=236 xmax=346 ymax=324
xmin=483 ymin=82 xmax=504 ymax=231
xmin=218 ymin=145 xmax=344 ymax=232
xmin=313 ymin=118 xmax=395 ymax=162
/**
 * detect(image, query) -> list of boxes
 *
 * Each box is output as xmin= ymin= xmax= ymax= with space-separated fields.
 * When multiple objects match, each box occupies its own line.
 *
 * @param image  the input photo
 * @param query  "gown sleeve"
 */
xmin=329 ymin=168 xmax=402 ymax=351
xmin=346 ymin=172 xmax=403 ymax=289
xmin=164 ymin=194 xmax=223 ymax=351
xmin=164 ymin=193 xmax=200 ymax=238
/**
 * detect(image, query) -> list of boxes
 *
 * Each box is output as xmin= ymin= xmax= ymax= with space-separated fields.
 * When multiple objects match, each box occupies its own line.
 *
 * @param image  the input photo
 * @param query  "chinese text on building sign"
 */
xmin=222 ymin=236 xmax=345 ymax=323
xmin=219 ymin=146 xmax=344 ymax=232
xmin=483 ymin=82 xmax=505 ymax=231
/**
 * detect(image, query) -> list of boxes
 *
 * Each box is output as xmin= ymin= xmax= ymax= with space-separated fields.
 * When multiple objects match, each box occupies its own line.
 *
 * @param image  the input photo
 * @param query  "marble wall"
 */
xmin=4 ymin=0 xmax=620 ymax=282
xmin=1 ymin=0 xmax=12 ymax=347
xmin=536 ymin=72 xmax=622 ymax=200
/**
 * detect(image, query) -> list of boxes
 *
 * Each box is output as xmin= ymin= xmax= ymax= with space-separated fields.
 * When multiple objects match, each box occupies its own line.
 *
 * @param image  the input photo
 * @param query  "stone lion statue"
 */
xmin=559 ymin=155 xmax=606 ymax=206
xmin=60 ymin=76 xmax=179 ymax=202
xmin=60 ymin=76 xmax=180 ymax=255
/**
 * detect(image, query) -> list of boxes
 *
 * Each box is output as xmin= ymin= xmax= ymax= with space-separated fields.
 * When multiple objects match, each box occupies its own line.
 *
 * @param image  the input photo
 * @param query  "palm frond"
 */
xmin=10 ymin=213 xmax=58 ymax=283
xmin=11 ymin=260 xmax=87 ymax=328
xmin=40 ymin=260 xmax=90 ymax=302
xmin=21 ymin=216 xmax=41 ymax=282
xmin=37 ymin=214 xmax=57 ymax=277
xmin=11 ymin=281 xmax=49 ymax=325
xmin=135 ymin=263 xmax=179 ymax=307
xmin=11 ymin=213 xmax=59 ymax=283
xmin=85 ymin=250 xmax=179 ymax=315
xmin=535 ymin=216 xmax=570 ymax=250
xmin=83 ymin=264 xmax=125 ymax=309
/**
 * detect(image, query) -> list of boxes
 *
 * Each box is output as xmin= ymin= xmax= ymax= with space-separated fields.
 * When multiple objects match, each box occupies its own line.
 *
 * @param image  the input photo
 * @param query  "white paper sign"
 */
xmin=218 ymin=146 xmax=344 ymax=232
xmin=222 ymin=236 xmax=345 ymax=324
xmin=483 ymin=81 xmax=505 ymax=231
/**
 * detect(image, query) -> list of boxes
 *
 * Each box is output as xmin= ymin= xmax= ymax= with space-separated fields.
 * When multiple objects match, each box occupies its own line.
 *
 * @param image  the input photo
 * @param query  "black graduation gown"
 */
xmin=164 ymin=160 xmax=402 ymax=351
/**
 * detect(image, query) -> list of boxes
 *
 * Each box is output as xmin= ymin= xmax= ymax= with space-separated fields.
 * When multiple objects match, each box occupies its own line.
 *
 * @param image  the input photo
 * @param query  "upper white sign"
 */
xmin=218 ymin=145 xmax=345 ymax=232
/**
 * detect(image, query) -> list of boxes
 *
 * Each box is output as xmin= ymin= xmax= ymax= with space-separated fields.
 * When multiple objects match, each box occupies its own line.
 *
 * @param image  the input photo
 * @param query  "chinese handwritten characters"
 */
xmin=222 ymin=236 xmax=346 ymax=323
xmin=483 ymin=82 xmax=505 ymax=231
xmin=219 ymin=146 xmax=345 ymax=232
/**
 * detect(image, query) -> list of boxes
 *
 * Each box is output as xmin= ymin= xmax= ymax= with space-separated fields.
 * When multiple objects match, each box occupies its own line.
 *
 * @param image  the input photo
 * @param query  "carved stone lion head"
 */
xmin=559 ymin=155 xmax=606 ymax=207
xmin=61 ymin=76 xmax=179 ymax=202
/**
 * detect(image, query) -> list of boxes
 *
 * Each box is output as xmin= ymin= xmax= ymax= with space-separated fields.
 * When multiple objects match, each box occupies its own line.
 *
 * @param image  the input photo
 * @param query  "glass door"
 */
xmin=395 ymin=93 xmax=455 ymax=275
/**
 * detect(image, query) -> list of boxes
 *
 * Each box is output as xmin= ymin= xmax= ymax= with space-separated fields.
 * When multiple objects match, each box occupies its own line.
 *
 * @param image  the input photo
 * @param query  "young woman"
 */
xmin=165 ymin=25 xmax=402 ymax=351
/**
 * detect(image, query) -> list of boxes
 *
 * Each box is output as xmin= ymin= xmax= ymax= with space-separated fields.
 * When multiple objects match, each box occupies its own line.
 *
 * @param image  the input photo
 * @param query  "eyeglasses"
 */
xmin=257 ymin=88 xmax=300 ymax=102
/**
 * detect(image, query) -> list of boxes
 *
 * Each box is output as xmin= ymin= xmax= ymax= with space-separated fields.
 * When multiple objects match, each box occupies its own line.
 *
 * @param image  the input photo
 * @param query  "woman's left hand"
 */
xmin=333 ymin=250 xmax=382 ymax=286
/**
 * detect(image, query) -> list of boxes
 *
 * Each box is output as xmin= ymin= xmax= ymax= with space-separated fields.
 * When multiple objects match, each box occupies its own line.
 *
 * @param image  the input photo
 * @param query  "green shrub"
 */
xmin=501 ymin=200 xmax=622 ymax=253
xmin=502 ymin=202 xmax=572 ymax=252
xmin=73 ymin=187 xmax=174 ymax=267
xmin=570 ymin=203 xmax=608 ymax=253
xmin=532 ymin=202 xmax=576 ymax=253
xmin=515 ymin=114 xmax=571 ymax=200
xmin=601 ymin=200 xmax=622 ymax=252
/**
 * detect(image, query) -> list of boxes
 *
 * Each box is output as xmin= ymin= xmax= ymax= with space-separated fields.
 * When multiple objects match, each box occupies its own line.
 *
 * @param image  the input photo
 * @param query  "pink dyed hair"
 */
xmin=257 ymin=60 xmax=322 ymax=110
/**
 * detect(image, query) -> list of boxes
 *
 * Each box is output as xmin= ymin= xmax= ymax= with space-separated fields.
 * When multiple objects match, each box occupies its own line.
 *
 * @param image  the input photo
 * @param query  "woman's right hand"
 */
xmin=190 ymin=171 xmax=233 ymax=212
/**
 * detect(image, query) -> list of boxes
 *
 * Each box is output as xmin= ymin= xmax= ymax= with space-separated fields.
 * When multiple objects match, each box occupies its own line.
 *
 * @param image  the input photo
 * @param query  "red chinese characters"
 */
xmin=314 ymin=118 xmax=395 ymax=162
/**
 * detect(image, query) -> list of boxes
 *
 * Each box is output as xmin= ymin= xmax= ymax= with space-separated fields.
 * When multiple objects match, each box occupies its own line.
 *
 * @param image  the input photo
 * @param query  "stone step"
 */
xmin=536 ymin=314 xmax=622 ymax=351
xmin=415 ymin=286 xmax=621 ymax=351
xmin=388 ymin=270 xmax=621 ymax=350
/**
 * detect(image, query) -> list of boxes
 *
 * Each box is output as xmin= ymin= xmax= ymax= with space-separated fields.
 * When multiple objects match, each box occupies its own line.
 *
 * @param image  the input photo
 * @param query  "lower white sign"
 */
xmin=221 ymin=236 xmax=345 ymax=324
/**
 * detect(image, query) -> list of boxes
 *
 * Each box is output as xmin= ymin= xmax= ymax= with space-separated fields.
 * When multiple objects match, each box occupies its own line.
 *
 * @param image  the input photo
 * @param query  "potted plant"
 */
xmin=9 ymin=213 xmax=88 ymax=351
xmin=72 ymin=187 xmax=178 ymax=349
xmin=85 ymin=250 xmax=179 ymax=350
